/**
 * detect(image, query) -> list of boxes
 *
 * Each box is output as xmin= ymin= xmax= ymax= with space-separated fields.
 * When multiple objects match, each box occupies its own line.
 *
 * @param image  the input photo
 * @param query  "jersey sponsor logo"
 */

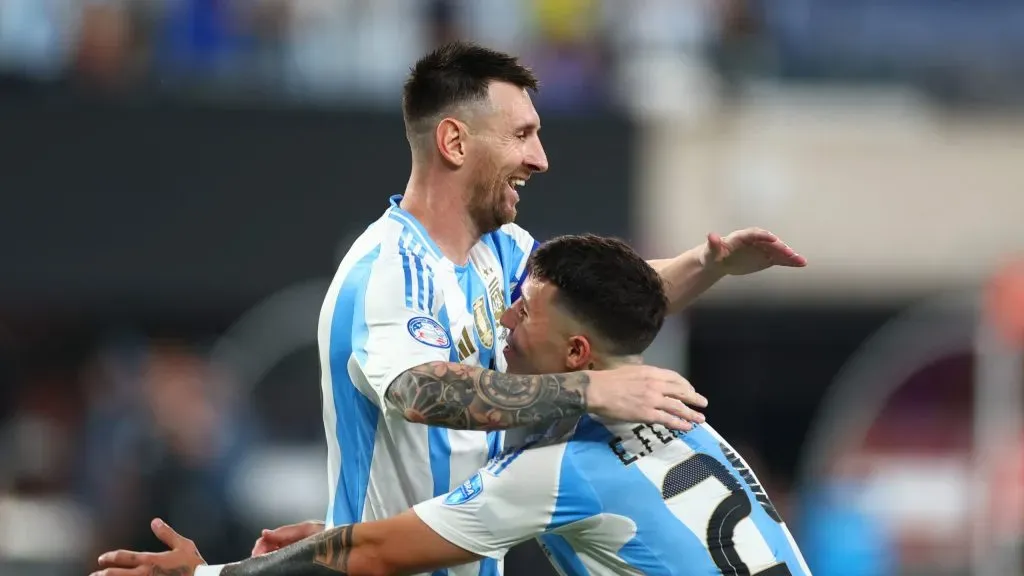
xmin=444 ymin=472 xmax=484 ymax=505
xmin=407 ymin=316 xmax=451 ymax=349
xmin=472 ymin=296 xmax=494 ymax=349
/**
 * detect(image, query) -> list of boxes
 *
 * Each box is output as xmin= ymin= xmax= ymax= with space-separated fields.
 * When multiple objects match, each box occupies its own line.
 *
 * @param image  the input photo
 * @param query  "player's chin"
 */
xmin=503 ymin=345 xmax=525 ymax=373
xmin=498 ymin=204 xmax=517 ymax=225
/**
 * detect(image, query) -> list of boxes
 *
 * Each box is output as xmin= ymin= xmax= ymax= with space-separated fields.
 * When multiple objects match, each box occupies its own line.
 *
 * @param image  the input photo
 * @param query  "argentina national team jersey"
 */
xmin=318 ymin=195 xmax=537 ymax=576
xmin=414 ymin=418 xmax=813 ymax=576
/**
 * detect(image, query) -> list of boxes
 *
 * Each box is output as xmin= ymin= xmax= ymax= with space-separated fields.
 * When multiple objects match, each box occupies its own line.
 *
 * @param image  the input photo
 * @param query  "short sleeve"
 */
xmin=337 ymin=251 xmax=453 ymax=411
xmin=412 ymin=440 xmax=594 ymax=559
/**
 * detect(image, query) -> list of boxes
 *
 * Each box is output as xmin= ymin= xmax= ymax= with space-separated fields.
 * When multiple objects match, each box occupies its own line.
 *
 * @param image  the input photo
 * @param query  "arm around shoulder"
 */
xmin=384 ymin=361 xmax=591 ymax=431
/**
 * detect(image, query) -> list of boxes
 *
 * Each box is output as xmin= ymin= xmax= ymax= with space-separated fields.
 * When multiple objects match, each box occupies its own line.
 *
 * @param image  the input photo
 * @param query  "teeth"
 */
xmin=509 ymin=178 xmax=526 ymax=188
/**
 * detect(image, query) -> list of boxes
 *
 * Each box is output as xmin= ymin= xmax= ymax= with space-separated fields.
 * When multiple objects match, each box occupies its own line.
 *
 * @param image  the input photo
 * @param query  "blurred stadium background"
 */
xmin=1 ymin=1 xmax=1023 ymax=575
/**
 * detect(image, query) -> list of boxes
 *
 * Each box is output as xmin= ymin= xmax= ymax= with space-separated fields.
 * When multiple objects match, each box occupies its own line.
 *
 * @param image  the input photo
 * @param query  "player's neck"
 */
xmin=591 ymin=355 xmax=643 ymax=371
xmin=402 ymin=175 xmax=479 ymax=266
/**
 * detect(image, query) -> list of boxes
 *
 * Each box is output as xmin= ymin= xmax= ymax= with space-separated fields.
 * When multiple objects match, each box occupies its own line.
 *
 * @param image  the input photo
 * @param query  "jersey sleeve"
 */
xmin=494 ymin=223 xmax=538 ymax=302
xmin=412 ymin=440 xmax=594 ymax=559
xmin=352 ymin=252 xmax=453 ymax=411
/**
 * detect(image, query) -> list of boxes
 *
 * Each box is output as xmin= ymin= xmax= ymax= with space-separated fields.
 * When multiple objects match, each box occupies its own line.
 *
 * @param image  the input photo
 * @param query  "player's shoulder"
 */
xmin=374 ymin=212 xmax=445 ymax=272
xmin=489 ymin=223 xmax=534 ymax=245
xmin=480 ymin=224 xmax=536 ymax=266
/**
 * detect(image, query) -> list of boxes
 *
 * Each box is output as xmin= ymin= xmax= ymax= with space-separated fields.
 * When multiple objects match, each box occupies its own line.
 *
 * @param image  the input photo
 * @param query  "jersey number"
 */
xmin=662 ymin=452 xmax=791 ymax=576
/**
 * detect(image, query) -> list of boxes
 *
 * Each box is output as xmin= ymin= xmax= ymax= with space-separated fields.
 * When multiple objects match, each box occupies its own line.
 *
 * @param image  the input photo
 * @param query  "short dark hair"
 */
xmin=527 ymin=234 xmax=668 ymax=356
xmin=402 ymin=41 xmax=538 ymax=135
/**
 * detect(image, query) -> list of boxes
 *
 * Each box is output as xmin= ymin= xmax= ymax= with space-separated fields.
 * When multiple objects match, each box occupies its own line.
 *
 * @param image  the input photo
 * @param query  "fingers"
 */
xmin=251 ymin=537 xmax=276 ymax=557
xmin=658 ymin=372 xmax=708 ymax=409
xmin=754 ymin=239 xmax=807 ymax=267
xmin=90 ymin=567 xmax=150 ymax=576
xmin=729 ymin=228 xmax=778 ymax=244
xmin=655 ymin=412 xmax=693 ymax=432
xmin=705 ymin=232 xmax=724 ymax=256
xmin=151 ymin=518 xmax=185 ymax=549
xmin=263 ymin=521 xmax=322 ymax=544
xmin=97 ymin=550 xmax=153 ymax=568
xmin=263 ymin=524 xmax=302 ymax=544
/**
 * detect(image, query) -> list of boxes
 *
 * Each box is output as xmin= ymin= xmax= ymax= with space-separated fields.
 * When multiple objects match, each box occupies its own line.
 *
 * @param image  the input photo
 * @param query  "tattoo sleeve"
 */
xmin=385 ymin=361 xmax=590 ymax=430
xmin=221 ymin=525 xmax=359 ymax=576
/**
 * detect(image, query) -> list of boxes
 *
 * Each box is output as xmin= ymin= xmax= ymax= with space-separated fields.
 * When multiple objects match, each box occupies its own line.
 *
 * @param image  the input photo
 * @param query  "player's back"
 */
xmin=415 ymin=415 xmax=811 ymax=576
xmin=545 ymin=417 xmax=812 ymax=575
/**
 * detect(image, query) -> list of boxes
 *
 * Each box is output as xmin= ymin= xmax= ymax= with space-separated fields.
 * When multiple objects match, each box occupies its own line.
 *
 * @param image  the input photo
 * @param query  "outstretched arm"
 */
xmin=217 ymin=511 xmax=477 ymax=576
xmin=93 ymin=513 xmax=479 ymax=576
xmin=648 ymin=248 xmax=725 ymax=315
xmin=649 ymin=229 xmax=807 ymax=314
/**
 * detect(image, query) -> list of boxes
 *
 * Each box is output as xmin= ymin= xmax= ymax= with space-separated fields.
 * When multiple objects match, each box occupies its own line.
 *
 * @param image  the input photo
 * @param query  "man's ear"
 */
xmin=436 ymin=118 xmax=467 ymax=167
xmin=565 ymin=335 xmax=593 ymax=371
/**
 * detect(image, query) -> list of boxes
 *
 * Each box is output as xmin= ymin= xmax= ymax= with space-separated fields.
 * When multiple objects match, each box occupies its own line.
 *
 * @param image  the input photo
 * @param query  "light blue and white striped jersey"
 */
xmin=317 ymin=195 xmax=537 ymax=576
xmin=414 ymin=417 xmax=812 ymax=576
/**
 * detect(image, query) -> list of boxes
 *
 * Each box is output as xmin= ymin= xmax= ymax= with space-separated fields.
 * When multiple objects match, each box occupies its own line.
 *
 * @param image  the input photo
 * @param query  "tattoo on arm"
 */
xmin=386 ymin=362 xmax=590 ymax=430
xmin=313 ymin=525 xmax=353 ymax=572
xmin=221 ymin=526 xmax=356 ymax=576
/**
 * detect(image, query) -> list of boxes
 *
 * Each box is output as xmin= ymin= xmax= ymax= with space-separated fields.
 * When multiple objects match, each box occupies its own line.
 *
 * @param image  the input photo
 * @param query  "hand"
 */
xmin=700 ymin=228 xmax=806 ymax=276
xmin=251 ymin=519 xmax=325 ymax=556
xmin=93 ymin=518 xmax=205 ymax=576
xmin=584 ymin=365 xmax=707 ymax=431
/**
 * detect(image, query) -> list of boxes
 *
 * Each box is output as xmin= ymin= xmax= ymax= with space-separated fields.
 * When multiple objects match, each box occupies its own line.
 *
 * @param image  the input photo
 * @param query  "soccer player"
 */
xmin=93 ymin=234 xmax=810 ymax=576
xmin=247 ymin=40 xmax=805 ymax=574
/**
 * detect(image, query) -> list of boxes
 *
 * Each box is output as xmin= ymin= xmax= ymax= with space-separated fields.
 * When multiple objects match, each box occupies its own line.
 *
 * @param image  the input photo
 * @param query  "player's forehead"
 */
xmin=486 ymin=81 xmax=540 ymax=131
xmin=520 ymin=275 xmax=558 ymax=311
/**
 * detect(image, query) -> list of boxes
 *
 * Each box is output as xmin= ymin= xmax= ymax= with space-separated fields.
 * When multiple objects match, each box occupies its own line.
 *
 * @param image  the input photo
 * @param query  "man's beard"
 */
xmin=467 ymin=169 xmax=516 ymax=235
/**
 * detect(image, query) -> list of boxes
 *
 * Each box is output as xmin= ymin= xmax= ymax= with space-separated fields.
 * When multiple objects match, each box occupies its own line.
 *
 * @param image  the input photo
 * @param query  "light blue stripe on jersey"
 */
xmin=388 ymin=195 xmax=443 ymax=259
xmin=486 ymin=431 xmax=503 ymax=461
xmin=555 ymin=417 xmax=720 ymax=575
xmin=477 ymin=559 xmax=500 ymax=576
xmin=327 ymin=247 xmax=382 ymax=526
xmin=540 ymin=534 xmax=591 ymax=576
xmin=455 ymin=264 xmax=495 ymax=372
xmin=427 ymin=305 xmax=458 ymax=576
xmin=681 ymin=426 xmax=809 ymax=575
xmin=398 ymin=230 xmax=434 ymax=313
xmin=483 ymin=231 xmax=538 ymax=303
xmin=428 ymin=303 xmax=457 ymax=498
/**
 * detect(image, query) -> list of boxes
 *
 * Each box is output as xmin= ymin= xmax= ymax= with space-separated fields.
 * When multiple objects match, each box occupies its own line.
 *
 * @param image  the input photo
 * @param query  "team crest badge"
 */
xmin=472 ymin=296 xmax=494 ymax=349
xmin=445 ymin=472 xmax=483 ymax=505
xmin=407 ymin=317 xmax=450 ymax=349
xmin=487 ymin=277 xmax=506 ymax=319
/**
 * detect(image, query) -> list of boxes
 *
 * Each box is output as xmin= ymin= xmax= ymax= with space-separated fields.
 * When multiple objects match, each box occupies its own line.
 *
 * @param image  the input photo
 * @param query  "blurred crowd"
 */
xmin=1 ymin=0 xmax=1022 ymax=110
xmin=0 ymin=0 xmax=734 ymax=111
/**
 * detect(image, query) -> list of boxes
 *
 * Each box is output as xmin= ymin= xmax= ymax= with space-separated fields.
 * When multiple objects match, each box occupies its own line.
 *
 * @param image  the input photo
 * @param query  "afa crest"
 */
xmin=472 ymin=296 xmax=494 ymax=349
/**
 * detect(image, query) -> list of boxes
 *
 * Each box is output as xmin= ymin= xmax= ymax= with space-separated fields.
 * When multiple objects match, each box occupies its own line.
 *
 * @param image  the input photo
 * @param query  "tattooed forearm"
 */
xmin=386 ymin=361 xmax=590 ymax=430
xmin=221 ymin=526 xmax=357 ymax=576
xmin=313 ymin=525 xmax=353 ymax=572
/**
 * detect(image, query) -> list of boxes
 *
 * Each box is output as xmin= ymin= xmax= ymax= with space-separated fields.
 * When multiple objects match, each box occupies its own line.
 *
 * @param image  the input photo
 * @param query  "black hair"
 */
xmin=403 ymin=41 xmax=538 ymax=135
xmin=528 ymin=234 xmax=668 ymax=356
